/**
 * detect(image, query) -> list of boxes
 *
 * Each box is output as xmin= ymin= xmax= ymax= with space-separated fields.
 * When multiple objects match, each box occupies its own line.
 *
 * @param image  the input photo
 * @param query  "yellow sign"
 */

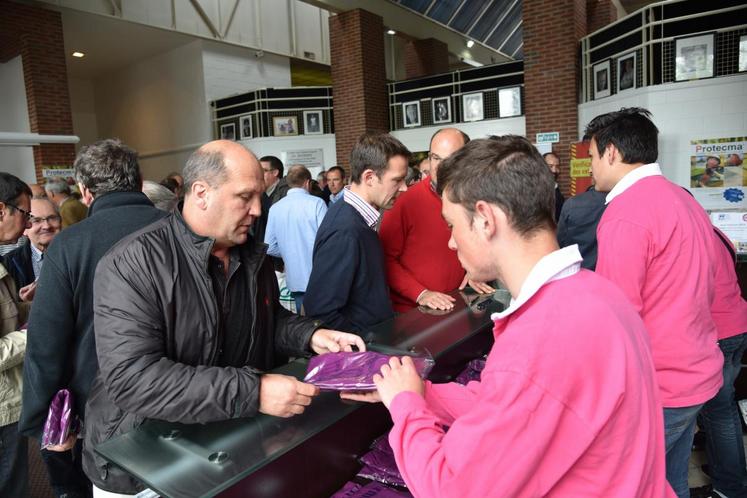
xmin=570 ymin=158 xmax=591 ymax=178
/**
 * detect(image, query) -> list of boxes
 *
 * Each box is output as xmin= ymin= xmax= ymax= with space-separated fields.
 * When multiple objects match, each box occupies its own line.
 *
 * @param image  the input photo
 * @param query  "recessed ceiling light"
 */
xmin=72 ymin=52 xmax=85 ymax=58
xmin=387 ymin=29 xmax=396 ymax=35
xmin=466 ymin=40 xmax=475 ymax=48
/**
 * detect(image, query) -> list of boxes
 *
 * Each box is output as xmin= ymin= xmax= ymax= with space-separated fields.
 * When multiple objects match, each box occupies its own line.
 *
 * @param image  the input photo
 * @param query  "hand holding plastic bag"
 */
xmin=41 ymin=389 xmax=80 ymax=450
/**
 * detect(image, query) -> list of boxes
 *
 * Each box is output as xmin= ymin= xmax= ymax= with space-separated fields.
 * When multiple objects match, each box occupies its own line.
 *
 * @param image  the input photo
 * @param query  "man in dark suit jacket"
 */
xmin=304 ymin=134 xmax=410 ymax=335
xmin=556 ymin=186 xmax=607 ymax=270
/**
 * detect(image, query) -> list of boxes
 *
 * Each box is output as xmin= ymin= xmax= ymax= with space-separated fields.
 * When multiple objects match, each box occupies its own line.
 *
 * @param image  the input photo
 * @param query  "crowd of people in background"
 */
xmin=0 ymin=106 xmax=745 ymax=498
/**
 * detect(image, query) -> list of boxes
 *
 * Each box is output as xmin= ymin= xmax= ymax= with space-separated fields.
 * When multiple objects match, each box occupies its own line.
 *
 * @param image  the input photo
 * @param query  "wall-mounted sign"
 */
xmin=42 ymin=168 xmax=74 ymax=178
xmin=690 ymin=136 xmax=746 ymax=210
xmin=282 ymin=149 xmax=324 ymax=175
xmin=536 ymin=132 xmax=560 ymax=144
xmin=711 ymin=211 xmax=747 ymax=254
xmin=569 ymin=141 xmax=592 ymax=196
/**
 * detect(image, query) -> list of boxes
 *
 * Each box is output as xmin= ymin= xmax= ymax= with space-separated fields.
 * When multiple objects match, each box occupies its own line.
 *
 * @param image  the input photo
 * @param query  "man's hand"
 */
xmin=459 ymin=274 xmax=495 ymax=294
xmin=310 ymin=329 xmax=366 ymax=355
xmin=258 ymin=374 xmax=320 ymax=418
xmin=46 ymin=433 xmax=76 ymax=452
xmin=374 ymin=356 xmax=425 ymax=409
xmin=417 ymin=290 xmax=456 ymax=310
xmin=19 ymin=281 xmax=37 ymax=302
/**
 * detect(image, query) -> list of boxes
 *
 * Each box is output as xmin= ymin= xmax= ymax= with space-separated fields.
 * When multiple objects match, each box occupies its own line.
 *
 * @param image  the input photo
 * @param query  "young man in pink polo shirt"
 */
xmin=587 ymin=108 xmax=724 ymax=498
xmin=344 ymin=135 xmax=673 ymax=497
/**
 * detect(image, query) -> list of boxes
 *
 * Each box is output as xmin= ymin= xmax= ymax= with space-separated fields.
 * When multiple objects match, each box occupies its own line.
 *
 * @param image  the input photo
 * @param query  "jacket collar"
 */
xmin=88 ymin=191 xmax=155 ymax=217
xmin=170 ymin=208 xmax=267 ymax=273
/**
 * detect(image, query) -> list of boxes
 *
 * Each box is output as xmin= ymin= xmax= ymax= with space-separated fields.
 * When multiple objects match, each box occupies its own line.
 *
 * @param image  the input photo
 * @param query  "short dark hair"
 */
xmin=286 ymin=164 xmax=312 ymax=188
xmin=438 ymin=135 xmax=556 ymax=235
xmin=183 ymin=148 xmax=228 ymax=193
xmin=349 ymin=133 xmax=411 ymax=184
xmin=327 ymin=166 xmax=345 ymax=178
xmin=542 ymin=152 xmax=558 ymax=161
xmin=74 ymin=139 xmax=142 ymax=197
xmin=259 ymin=155 xmax=284 ymax=178
xmin=584 ymin=107 xmax=658 ymax=164
xmin=0 ymin=172 xmax=32 ymax=208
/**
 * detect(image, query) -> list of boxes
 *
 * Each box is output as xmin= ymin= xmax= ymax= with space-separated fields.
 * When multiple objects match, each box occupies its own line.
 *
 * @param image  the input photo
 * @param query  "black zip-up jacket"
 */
xmin=82 ymin=209 xmax=320 ymax=494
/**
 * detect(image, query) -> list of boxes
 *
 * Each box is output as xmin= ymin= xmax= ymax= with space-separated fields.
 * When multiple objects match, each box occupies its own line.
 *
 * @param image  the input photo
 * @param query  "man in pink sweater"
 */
xmin=379 ymin=128 xmax=493 ymax=312
xmin=698 ymin=229 xmax=747 ymax=497
xmin=344 ymin=135 xmax=673 ymax=497
xmin=587 ymin=108 xmax=723 ymax=498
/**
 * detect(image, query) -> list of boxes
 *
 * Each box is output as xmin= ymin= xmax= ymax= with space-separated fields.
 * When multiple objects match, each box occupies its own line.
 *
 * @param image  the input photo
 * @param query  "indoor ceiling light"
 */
xmin=387 ymin=29 xmax=396 ymax=35
xmin=72 ymin=51 xmax=85 ymax=58
xmin=466 ymin=40 xmax=475 ymax=48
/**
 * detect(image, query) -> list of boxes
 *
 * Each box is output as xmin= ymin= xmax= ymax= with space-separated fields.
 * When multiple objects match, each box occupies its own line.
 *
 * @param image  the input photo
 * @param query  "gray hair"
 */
xmin=183 ymin=148 xmax=228 ymax=194
xmin=142 ymin=180 xmax=177 ymax=212
xmin=74 ymin=138 xmax=142 ymax=197
xmin=44 ymin=177 xmax=71 ymax=195
xmin=31 ymin=196 xmax=59 ymax=214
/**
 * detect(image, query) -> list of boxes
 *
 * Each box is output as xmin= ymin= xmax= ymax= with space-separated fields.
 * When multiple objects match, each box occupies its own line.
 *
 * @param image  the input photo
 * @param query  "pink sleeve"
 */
xmin=388 ymin=372 xmax=592 ymax=497
xmin=421 ymin=380 xmax=480 ymax=424
xmin=595 ymin=219 xmax=652 ymax=313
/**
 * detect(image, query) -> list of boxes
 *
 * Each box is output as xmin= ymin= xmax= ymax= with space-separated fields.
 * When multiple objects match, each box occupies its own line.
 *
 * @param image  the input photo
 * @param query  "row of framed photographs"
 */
xmin=219 ymin=110 xmax=325 ymax=140
xmin=402 ymin=86 xmax=523 ymax=127
xmin=593 ymin=33 xmax=747 ymax=100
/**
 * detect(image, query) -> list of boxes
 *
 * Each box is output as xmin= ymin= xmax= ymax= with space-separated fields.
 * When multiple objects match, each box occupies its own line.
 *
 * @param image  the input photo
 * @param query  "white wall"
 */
xmin=578 ymin=73 xmax=747 ymax=187
xmin=392 ymin=116 xmax=526 ymax=153
xmin=202 ymin=40 xmax=291 ymax=102
xmin=241 ymin=134 xmax=337 ymax=177
xmin=68 ymin=77 xmax=99 ymax=151
xmin=93 ymin=40 xmax=211 ymax=181
xmin=0 ymin=56 xmax=36 ymax=184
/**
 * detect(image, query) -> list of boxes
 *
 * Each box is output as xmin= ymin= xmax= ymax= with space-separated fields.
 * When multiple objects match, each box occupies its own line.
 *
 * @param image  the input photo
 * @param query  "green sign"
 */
xmin=536 ymin=132 xmax=560 ymax=144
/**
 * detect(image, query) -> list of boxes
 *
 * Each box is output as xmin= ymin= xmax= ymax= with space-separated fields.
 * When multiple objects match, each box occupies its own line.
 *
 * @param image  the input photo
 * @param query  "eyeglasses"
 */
xmin=5 ymin=203 xmax=32 ymax=221
xmin=30 ymin=214 xmax=61 ymax=225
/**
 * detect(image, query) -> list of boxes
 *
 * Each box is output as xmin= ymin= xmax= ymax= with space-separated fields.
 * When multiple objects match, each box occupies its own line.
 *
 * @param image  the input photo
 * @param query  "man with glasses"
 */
xmin=0 ymin=172 xmax=32 ymax=497
xmin=379 ymin=128 xmax=493 ymax=312
xmin=3 ymin=197 xmax=61 ymax=300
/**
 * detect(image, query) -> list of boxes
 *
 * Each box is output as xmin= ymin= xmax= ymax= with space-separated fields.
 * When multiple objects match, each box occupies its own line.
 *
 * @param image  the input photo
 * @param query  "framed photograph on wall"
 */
xmin=432 ymin=97 xmax=451 ymax=124
xmin=273 ymin=116 xmax=298 ymax=136
xmin=403 ymin=101 xmax=421 ymax=127
xmin=617 ymin=51 xmax=636 ymax=92
xmin=675 ymin=33 xmax=714 ymax=81
xmin=593 ymin=60 xmax=611 ymax=99
xmin=462 ymin=92 xmax=484 ymax=122
xmin=303 ymin=110 xmax=323 ymax=135
xmin=220 ymin=123 xmax=236 ymax=141
xmin=739 ymin=35 xmax=747 ymax=72
xmin=239 ymin=114 xmax=252 ymax=140
xmin=498 ymin=86 xmax=522 ymax=117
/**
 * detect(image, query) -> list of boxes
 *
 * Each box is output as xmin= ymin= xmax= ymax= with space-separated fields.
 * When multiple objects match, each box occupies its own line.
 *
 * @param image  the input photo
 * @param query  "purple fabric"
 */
xmin=330 ymin=481 xmax=362 ymax=497
xmin=454 ymin=357 xmax=486 ymax=385
xmin=355 ymin=466 xmax=408 ymax=490
xmin=304 ymin=351 xmax=434 ymax=391
xmin=360 ymin=449 xmax=404 ymax=485
xmin=41 ymin=389 xmax=79 ymax=449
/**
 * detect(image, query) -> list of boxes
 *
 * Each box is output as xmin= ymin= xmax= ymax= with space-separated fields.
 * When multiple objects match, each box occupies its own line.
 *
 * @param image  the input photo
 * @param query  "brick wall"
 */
xmin=587 ymin=0 xmax=617 ymax=34
xmin=523 ymin=0 xmax=587 ymax=197
xmin=0 ymin=0 xmax=75 ymax=182
xmin=329 ymin=9 xmax=388 ymax=171
xmin=404 ymin=38 xmax=449 ymax=80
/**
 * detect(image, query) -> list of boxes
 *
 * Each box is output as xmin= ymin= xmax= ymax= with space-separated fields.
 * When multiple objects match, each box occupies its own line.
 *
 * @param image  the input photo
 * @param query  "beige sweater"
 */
xmin=0 ymin=263 xmax=28 ymax=427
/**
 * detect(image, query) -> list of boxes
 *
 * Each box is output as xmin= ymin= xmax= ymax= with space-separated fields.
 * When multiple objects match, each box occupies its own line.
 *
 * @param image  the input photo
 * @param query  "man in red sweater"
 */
xmin=379 ymin=128 xmax=493 ymax=312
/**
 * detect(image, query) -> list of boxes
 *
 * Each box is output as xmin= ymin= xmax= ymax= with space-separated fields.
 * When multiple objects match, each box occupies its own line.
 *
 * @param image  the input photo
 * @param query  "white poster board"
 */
xmin=282 ymin=149 xmax=325 ymax=177
xmin=711 ymin=211 xmax=747 ymax=254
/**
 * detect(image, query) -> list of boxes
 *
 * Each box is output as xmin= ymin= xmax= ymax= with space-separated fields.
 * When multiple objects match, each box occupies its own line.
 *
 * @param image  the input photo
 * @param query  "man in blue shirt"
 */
xmin=265 ymin=164 xmax=327 ymax=312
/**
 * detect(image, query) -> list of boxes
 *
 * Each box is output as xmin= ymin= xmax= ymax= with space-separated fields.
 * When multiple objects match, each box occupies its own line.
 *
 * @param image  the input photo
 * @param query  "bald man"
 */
xmin=82 ymin=140 xmax=365 ymax=496
xmin=379 ymin=128 xmax=493 ymax=312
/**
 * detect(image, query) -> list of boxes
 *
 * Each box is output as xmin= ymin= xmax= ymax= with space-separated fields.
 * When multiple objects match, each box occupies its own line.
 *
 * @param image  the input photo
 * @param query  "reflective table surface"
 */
xmin=96 ymin=290 xmax=507 ymax=498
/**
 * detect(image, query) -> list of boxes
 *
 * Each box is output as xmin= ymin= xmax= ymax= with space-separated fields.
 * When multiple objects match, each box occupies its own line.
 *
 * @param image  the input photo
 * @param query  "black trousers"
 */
xmin=41 ymin=439 xmax=92 ymax=498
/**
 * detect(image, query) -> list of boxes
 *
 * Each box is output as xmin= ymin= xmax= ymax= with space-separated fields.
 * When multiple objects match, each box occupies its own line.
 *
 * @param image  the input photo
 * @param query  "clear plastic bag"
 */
xmin=304 ymin=351 xmax=434 ymax=391
xmin=41 ymin=389 xmax=80 ymax=449
xmin=454 ymin=357 xmax=487 ymax=385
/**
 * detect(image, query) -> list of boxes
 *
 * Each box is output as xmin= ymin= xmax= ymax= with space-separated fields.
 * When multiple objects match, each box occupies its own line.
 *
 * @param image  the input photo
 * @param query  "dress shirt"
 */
xmin=30 ymin=243 xmax=44 ymax=280
xmin=343 ymin=186 xmax=379 ymax=228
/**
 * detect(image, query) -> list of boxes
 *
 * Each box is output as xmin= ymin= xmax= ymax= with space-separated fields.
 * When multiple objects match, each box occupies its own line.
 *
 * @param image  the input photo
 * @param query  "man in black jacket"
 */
xmin=84 ymin=140 xmax=364 ymax=495
xmin=19 ymin=139 xmax=168 ymax=498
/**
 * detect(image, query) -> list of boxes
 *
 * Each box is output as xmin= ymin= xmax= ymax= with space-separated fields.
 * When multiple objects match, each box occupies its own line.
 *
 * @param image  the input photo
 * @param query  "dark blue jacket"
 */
xmin=556 ymin=188 xmax=607 ymax=270
xmin=2 ymin=239 xmax=34 ymax=290
xmin=19 ymin=191 xmax=167 ymax=439
xmin=304 ymin=200 xmax=393 ymax=336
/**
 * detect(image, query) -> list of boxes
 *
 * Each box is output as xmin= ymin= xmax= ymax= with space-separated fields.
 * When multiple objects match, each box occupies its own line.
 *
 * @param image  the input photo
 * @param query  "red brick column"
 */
xmin=329 ymin=9 xmax=388 ymax=172
xmin=523 ymin=0 xmax=587 ymax=197
xmin=587 ymin=0 xmax=617 ymax=34
xmin=0 ymin=0 xmax=75 ymax=182
xmin=404 ymin=38 xmax=449 ymax=79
